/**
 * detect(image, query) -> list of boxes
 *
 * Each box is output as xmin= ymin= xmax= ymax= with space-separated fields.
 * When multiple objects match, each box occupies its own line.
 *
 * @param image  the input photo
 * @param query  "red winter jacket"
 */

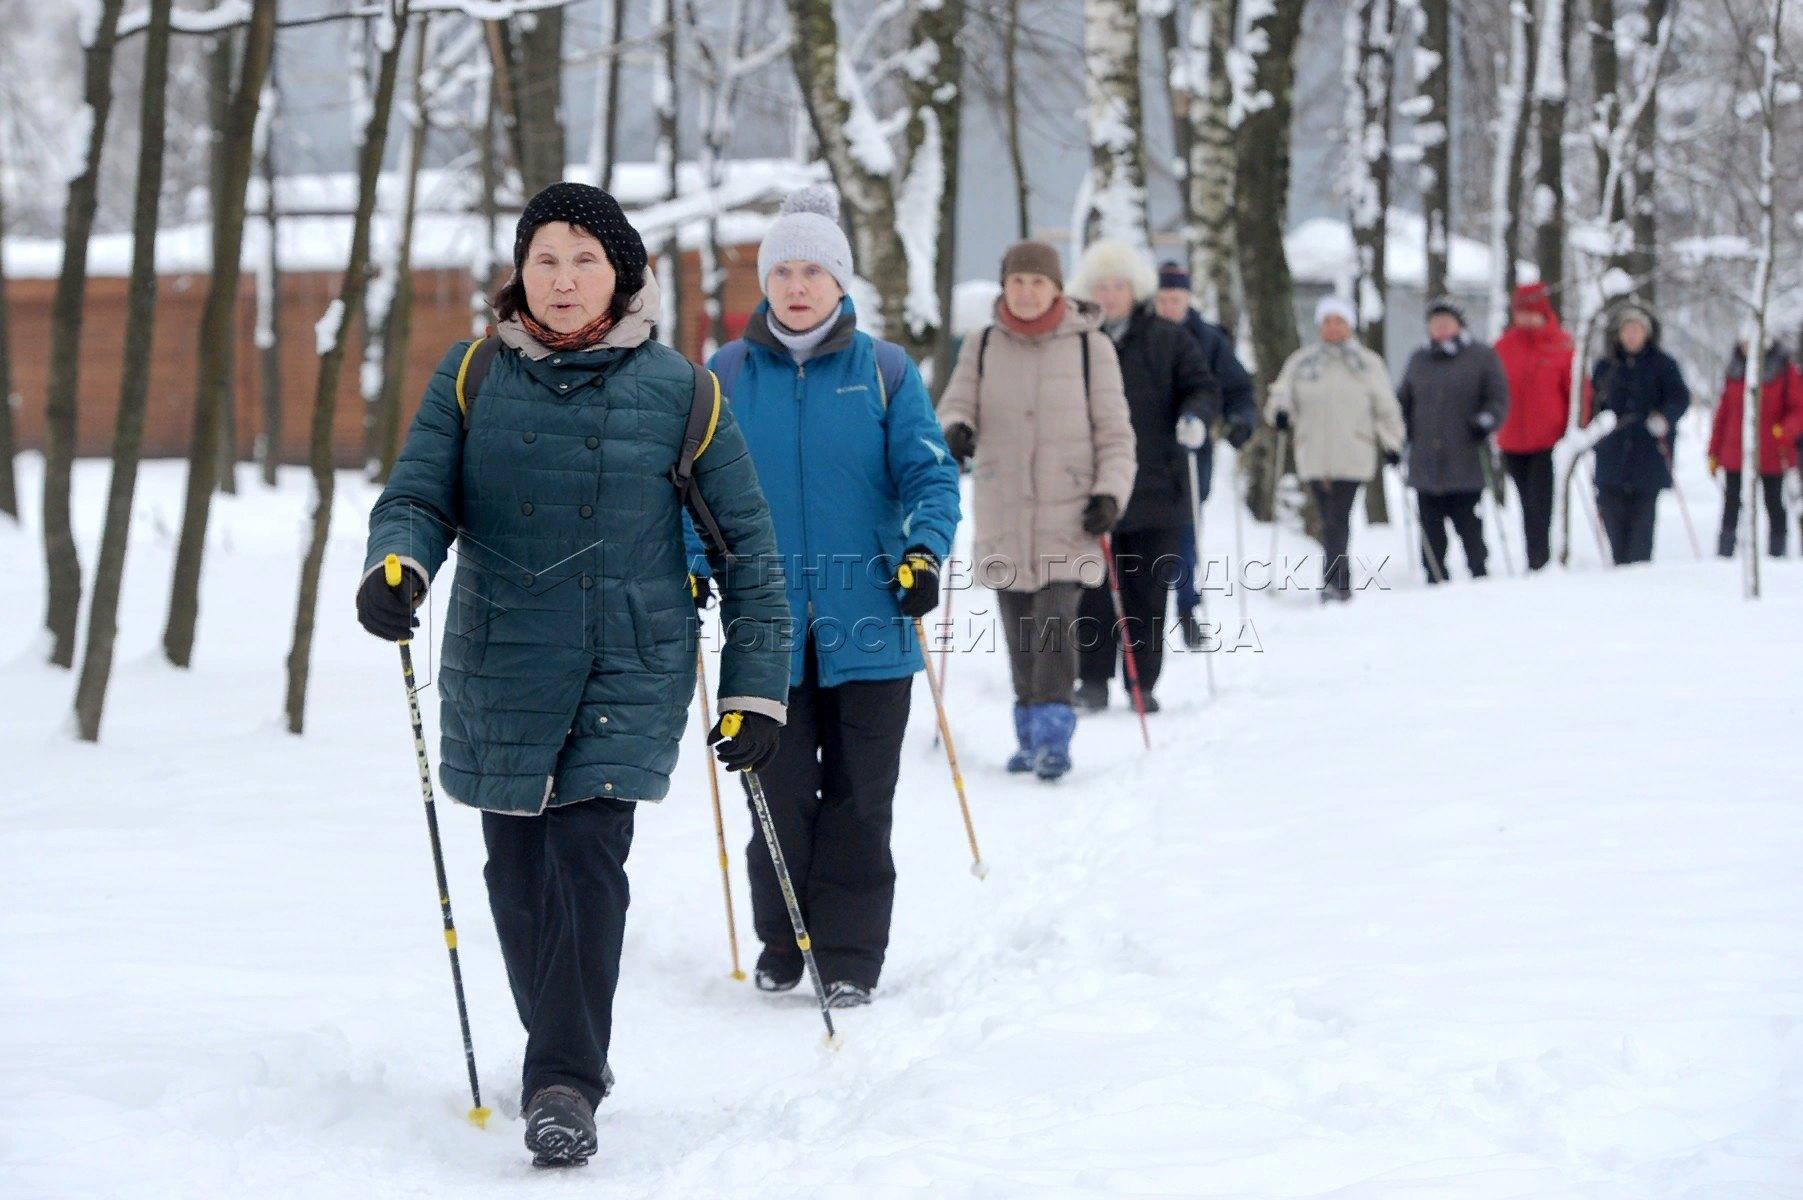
xmin=1708 ymin=350 xmax=1803 ymax=475
xmin=1494 ymin=283 xmax=1579 ymax=454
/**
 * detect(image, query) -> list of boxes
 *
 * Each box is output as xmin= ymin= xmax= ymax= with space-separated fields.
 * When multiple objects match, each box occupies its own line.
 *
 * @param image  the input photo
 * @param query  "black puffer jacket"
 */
xmin=1590 ymin=309 xmax=1690 ymax=492
xmin=1109 ymin=303 xmax=1221 ymax=531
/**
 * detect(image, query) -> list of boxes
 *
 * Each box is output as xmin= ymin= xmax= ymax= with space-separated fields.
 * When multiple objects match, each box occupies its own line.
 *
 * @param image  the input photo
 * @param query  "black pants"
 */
xmin=1596 ymin=485 xmax=1659 ymax=564
xmin=1504 ymin=450 xmax=1555 ymax=570
xmin=1307 ymin=479 xmax=1362 ymax=596
xmin=1076 ymin=525 xmax=1185 ymax=693
xmin=482 ymin=797 xmax=635 ymax=1111
xmin=1719 ymin=471 xmax=1788 ymax=557
xmin=747 ymin=648 xmax=912 ymax=990
xmin=1416 ymin=490 xmax=1488 ymax=582
xmin=997 ymin=583 xmax=1083 ymax=705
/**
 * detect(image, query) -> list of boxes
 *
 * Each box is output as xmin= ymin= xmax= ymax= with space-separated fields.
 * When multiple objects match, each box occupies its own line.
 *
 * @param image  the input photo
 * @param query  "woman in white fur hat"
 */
xmin=689 ymin=184 xmax=961 ymax=1008
xmin=1265 ymin=295 xmax=1407 ymax=601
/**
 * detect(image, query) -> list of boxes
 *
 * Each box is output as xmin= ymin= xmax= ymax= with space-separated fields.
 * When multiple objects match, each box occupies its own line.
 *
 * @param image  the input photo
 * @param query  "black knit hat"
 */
xmin=512 ymin=181 xmax=647 ymax=277
xmin=1425 ymin=295 xmax=1467 ymax=326
xmin=1157 ymin=260 xmax=1191 ymax=291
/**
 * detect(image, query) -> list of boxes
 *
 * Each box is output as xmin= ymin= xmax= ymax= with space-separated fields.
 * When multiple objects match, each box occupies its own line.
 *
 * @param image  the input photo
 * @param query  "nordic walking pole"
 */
xmin=1267 ymin=427 xmax=1289 ymax=566
xmin=382 ymin=555 xmax=491 ymax=1130
xmin=721 ymin=714 xmax=839 ymax=1047
xmin=1184 ymin=450 xmax=1217 ymax=698
xmin=1654 ymin=436 xmax=1704 ymax=559
xmin=1392 ymin=464 xmax=1419 ymax=579
xmin=1477 ymin=444 xmax=1518 ymax=577
xmin=1099 ymin=534 xmax=1153 ymax=749
xmin=1229 ymin=452 xmax=1249 ymax=628
xmin=906 ymin=611 xmax=988 ymax=879
xmin=1408 ymin=489 xmax=1449 ymax=583
xmin=930 ymin=570 xmax=956 ymax=750
xmin=693 ymin=649 xmax=746 ymax=981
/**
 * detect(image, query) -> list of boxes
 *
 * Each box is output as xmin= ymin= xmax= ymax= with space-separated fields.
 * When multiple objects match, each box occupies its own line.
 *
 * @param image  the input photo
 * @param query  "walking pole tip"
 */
xmin=730 ymin=969 xmax=747 ymax=982
xmin=971 ymin=859 xmax=990 ymax=880
xmin=468 ymin=1105 xmax=492 ymax=1129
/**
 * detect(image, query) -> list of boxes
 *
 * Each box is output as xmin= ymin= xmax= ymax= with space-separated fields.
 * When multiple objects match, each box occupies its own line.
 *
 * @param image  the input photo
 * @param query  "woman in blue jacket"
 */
xmin=694 ymin=185 xmax=961 ymax=1007
xmin=1589 ymin=303 xmax=1690 ymax=564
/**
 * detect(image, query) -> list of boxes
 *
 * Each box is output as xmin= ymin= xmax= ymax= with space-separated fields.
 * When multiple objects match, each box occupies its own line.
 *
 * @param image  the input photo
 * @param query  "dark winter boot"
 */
xmin=1180 ymin=610 xmax=1204 ymax=649
xmin=1006 ymin=705 xmax=1036 ymax=773
xmin=1033 ymin=703 xmax=1076 ymax=780
xmin=1075 ymin=679 xmax=1108 ymax=712
xmin=755 ymin=943 xmax=803 ymax=993
xmin=524 ymin=1084 xmax=598 ymax=1168
xmin=824 ymin=981 xmax=873 ymax=1008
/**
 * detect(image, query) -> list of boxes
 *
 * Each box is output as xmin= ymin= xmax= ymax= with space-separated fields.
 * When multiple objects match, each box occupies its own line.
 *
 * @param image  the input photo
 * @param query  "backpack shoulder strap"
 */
xmin=978 ymin=326 xmax=993 ymax=380
xmin=872 ymin=338 xmax=907 ymax=409
xmin=673 ymin=361 xmax=733 ymax=565
xmin=454 ymin=334 xmax=502 ymax=430
xmin=1079 ymin=329 xmax=1092 ymax=402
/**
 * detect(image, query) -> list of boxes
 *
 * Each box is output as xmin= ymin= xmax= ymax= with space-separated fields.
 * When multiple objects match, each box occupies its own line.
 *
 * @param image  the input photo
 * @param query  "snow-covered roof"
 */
xmin=1285 ymin=212 xmax=1500 ymax=291
xmin=3 ymin=158 xmax=822 ymax=280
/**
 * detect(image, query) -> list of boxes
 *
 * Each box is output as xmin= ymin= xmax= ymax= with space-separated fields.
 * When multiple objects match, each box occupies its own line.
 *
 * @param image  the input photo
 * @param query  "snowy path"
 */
xmin=3 ymin=452 xmax=1801 ymax=1198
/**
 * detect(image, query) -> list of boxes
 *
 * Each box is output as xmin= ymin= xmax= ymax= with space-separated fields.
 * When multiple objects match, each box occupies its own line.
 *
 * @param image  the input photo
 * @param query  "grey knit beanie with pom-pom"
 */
xmin=757 ymin=183 xmax=855 ymax=296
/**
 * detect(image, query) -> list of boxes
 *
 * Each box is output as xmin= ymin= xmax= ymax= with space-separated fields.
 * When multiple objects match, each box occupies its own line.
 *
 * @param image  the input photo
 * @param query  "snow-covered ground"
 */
xmin=3 ymin=437 xmax=1801 ymax=1198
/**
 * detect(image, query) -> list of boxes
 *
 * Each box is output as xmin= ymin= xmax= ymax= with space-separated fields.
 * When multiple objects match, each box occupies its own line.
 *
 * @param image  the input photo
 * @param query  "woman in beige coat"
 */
xmin=1267 ymin=295 xmax=1407 ymax=601
xmin=939 ymin=241 xmax=1136 ymax=779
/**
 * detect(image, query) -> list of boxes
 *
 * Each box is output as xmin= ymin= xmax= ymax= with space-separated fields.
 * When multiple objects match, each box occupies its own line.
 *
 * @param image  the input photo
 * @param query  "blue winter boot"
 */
xmin=1033 ymin=703 xmax=1076 ymax=780
xmin=1006 ymin=705 xmax=1037 ymax=773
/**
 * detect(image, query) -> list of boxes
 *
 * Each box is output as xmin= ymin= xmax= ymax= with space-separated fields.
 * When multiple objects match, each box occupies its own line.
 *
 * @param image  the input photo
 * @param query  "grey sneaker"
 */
xmin=524 ymin=1084 xmax=597 ymax=1168
xmin=824 ymin=981 xmax=873 ymax=1009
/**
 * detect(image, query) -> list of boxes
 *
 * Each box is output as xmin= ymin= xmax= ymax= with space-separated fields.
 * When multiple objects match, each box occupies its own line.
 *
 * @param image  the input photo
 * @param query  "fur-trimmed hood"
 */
xmin=1069 ymin=239 xmax=1159 ymax=303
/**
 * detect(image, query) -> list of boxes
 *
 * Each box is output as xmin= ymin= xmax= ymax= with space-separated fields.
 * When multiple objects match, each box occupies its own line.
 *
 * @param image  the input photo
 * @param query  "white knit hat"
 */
xmin=758 ymin=184 xmax=854 ymax=296
xmin=1314 ymin=294 xmax=1357 ymax=328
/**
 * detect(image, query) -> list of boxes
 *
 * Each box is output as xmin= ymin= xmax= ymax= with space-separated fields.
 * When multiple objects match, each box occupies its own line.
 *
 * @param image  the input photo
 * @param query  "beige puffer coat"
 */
xmin=939 ymin=299 xmax=1137 ymax=592
xmin=1266 ymin=337 xmax=1407 ymax=483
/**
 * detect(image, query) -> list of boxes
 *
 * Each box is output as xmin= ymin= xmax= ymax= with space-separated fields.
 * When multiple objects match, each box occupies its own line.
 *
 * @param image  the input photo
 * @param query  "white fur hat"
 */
xmin=1314 ymin=294 xmax=1357 ymax=328
xmin=1069 ymin=239 xmax=1159 ymax=303
xmin=758 ymin=184 xmax=855 ymax=296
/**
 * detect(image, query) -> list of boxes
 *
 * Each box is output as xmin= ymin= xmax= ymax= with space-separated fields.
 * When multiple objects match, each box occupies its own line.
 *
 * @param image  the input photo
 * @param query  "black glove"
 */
xmin=709 ymin=711 xmax=782 ymax=773
xmin=1082 ymin=494 xmax=1120 ymax=536
xmin=356 ymin=562 xmax=425 ymax=642
xmin=690 ymin=572 xmax=714 ymax=611
xmin=1271 ymin=410 xmax=1291 ymax=433
xmin=1225 ymin=416 xmax=1255 ymax=450
xmin=895 ymin=548 xmax=940 ymax=619
xmin=1470 ymin=411 xmax=1499 ymax=439
xmin=1382 ymin=449 xmax=1402 ymax=468
xmin=944 ymin=422 xmax=976 ymax=465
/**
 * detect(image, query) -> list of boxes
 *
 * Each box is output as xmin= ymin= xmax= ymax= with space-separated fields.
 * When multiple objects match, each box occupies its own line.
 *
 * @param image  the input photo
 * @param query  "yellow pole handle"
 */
xmin=897 ymin=561 xmax=914 ymax=589
xmin=719 ymin=711 xmax=743 ymax=738
xmin=384 ymin=553 xmax=402 ymax=588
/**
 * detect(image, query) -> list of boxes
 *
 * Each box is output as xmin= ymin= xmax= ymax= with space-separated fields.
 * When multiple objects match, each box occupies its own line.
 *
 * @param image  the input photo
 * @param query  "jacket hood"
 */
xmin=1606 ymin=299 xmax=1663 ymax=355
xmin=1509 ymin=282 xmax=1562 ymax=331
xmin=496 ymin=270 xmax=663 ymax=360
xmin=1069 ymin=239 xmax=1159 ymax=303
xmin=991 ymin=294 xmax=1103 ymax=342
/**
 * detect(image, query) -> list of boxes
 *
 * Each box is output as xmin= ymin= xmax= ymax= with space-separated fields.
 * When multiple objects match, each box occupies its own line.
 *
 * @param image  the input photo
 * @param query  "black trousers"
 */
xmin=1416 ymin=490 xmax=1488 ymax=582
xmin=1719 ymin=470 xmax=1788 ymax=557
xmin=1076 ymin=525 xmax=1185 ymax=693
xmin=747 ymin=648 xmax=912 ymax=990
xmin=482 ymin=797 xmax=635 ymax=1111
xmin=997 ymin=583 xmax=1083 ymax=705
xmin=1504 ymin=450 xmax=1555 ymax=570
xmin=1307 ymin=479 xmax=1362 ymax=596
xmin=1596 ymin=485 xmax=1659 ymax=564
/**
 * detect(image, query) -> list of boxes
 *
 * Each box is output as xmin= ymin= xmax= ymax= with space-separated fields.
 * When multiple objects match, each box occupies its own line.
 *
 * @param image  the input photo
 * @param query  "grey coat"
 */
xmin=1397 ymin=338 xmax=1511 ymax=494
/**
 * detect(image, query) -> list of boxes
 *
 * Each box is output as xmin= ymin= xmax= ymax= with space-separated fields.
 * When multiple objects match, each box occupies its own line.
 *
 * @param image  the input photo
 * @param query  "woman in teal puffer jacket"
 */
xmin=356 ymin=183 xmax=790 ymax=1168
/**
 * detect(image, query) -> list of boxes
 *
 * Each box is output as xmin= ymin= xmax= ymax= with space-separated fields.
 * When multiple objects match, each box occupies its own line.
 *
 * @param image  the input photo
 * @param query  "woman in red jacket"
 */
xmin=1493 ymin=283 xmax=1576 ymax=569
xmin=1708 ymin=342 xmax=1803 ymax=557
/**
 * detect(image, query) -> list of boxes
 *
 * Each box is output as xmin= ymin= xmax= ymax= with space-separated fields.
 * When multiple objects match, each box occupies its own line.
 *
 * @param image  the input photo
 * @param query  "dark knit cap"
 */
xmin=1157 ymin=260 xmax=1191 ymax=291
xmin=1000 ymin=240 xmax=1063 ymax=288
xmin=513 ymin=181 xmax=647 ymax=277
xmin=1425 ymin=295 xmax=1467 ymax=326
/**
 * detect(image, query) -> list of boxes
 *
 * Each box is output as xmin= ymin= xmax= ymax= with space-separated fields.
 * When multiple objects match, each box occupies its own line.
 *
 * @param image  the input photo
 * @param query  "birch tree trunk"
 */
xmin=785 ymin=0 xmax=929 ymax=358
xmin=494 ymin=8 xmax=565 ymax=195
xmin=256 ymin=63 xmax=284 ymax=488
xmin=1188 ymin=0 xmax=1239 ymax=332
xmin=74 ymin=0 xmax=175 ymax=742
xmin=0 ymin=147 xmax=16 ymax=521
xmin=905 ymin=0 xmax=963 ymax=388
xmin=1004 ymin=0 xmax=1031 ymax=241
xmin=1159 ymin=4 xmax=1193 ymax=265
xmin=1588 ymin=0 xmax=1631 ymax=289
xmin=42 ymin=0 xmax=128 ymax=667
xmin=1489 ymin=0 xmax=1537 ymax=331
xmin=1740 ymin=0 xmax=1784 ymax=601
xmin=1626 ymin=0 xmax=1667 ymax=304
xmin=1082 ymin=0 xmax=1150 ymax=250
xmin=163 ymin=0 xmax=277 ymax=669
xmin=1419 ymin=0 xmax=1452 ymax=300
xmin=1234 ymin=0 xmax=1306 ymax=522
xmin=655 ymin=0 xmax=683 ymax=348
xmin=371 ymin=14 xmax=433 ymax=484
xmin=207 ymin=24 xmax=241 ymax=495
xmin=1345 ymin=0 xmax=1396 ymax=522
xmin=286 ymin=0 xmax=413 ymax=736
xmin=1532 ymin=0 xmax=1570 ymax=316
